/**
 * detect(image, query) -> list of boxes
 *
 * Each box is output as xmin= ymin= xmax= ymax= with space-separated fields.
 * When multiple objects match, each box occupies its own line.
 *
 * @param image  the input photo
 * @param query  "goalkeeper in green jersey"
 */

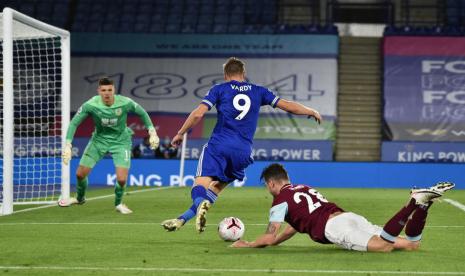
xmin=58 ymin=77 xmax=159 ymax=214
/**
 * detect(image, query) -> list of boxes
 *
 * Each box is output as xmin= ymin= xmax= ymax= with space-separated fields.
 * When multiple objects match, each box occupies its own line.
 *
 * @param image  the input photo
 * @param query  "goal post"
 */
xmin=0 ymin=8 xmax=70 ymax=215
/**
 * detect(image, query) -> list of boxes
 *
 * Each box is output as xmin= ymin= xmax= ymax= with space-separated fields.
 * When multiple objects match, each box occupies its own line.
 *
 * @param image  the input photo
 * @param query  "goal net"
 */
xmin=0 ymin=8 xmax=70 ymax=215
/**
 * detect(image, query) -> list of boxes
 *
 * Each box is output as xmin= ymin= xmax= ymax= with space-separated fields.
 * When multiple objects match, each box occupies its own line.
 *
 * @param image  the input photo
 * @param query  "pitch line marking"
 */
xmin=0 ymin=266 xmax=464 ymax=275
xmin=11 ymin=186 xmax=177 ymax=214
xmin=0 ymin=222 xmax=462 ymax=228
xmin=444 ymin=199 xmax=465 ymax=213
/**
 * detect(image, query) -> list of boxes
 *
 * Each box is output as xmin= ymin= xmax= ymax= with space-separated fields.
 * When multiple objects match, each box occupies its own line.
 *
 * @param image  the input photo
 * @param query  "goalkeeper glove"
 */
xmin=62 ymin=142 xmax=72 ymax=165
xmin=149 ymin=129 xmax=160 ymax=150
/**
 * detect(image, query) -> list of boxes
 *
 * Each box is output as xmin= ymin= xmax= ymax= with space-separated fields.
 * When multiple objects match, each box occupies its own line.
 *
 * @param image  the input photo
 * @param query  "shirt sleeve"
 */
xmin=130 ymin=99 xmax=155 ymax=132
xmin=65 ymin=103 xmax=90 ymax=143
xmin=269 ymin=202 xmax=288 ymax=223
xmin=201 ymin=86 xmax=219 ymax=110
xmin=261 ymin=87 xmax=280 ymax=108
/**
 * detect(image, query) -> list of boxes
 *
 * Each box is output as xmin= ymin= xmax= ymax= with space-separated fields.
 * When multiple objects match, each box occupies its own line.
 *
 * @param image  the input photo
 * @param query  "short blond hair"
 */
xmin=223 ymin=57 xmax=245 ymax=76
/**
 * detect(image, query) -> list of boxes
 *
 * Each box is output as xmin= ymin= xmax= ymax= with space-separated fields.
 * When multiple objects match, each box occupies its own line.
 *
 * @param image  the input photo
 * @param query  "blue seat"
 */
xmin=261 ymin=11 xmax=276 ymax=24
xmin=102 ymin=22 xmax=118 ymax=32
xmin=213 ymin=24 xmax=227 ymax=33
xmin=121 ymin=13 xmax=135 ymax=23
xmin=196 ymin=23 xmax=212 ymax=33
xmin=229 ymin=13 xmax=244 ymax=24
xmin=118 ymin=21 xmax=133 ymax=32
xmin=216 ymin=4 xmax=229 ymax=14
xmin=138 ymin=4 xmax=154 ymax=14
xmin=165 ymin=23 xmax=181 ymax=33
xmin=200 ymin=4 xmax=214 ymax=14
xmin=53 ymin=3 xmax=69 ymax=14
xmin=152 ymin=13 xmax=166 ymax=24
xmin=18 ymin=2 xmax=34 ymax=16
xmin=243 ymin=24 xmax=259 ymax=34
xmin=86 ymin=21 xmax=102 ymax=32
xmin=260 ymin=24 xmax=275 ymax=34
xmin=183 ymin=14 xmax=198 ymax=24
xmin=214 ymin=13 xmax=229 ymax=24
xmin=181 ymin=24 xmax=196 ymax=33
xmin=149 ymin=23 xmax=165 ymax=33
xmin=136 ymin=14 xmax=151 ymax=24
xmin=228 ymin=24 xmax=243 ymax=33
xmin=167 ymin=14 xmax=182 ymax=24
xmin=198 ymin=15 xmax=213 ymax=24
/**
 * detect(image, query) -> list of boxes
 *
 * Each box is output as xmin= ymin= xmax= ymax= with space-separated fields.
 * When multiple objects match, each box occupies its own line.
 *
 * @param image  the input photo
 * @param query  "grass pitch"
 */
xmin=0 ymin=186 xmax=464 ymax=275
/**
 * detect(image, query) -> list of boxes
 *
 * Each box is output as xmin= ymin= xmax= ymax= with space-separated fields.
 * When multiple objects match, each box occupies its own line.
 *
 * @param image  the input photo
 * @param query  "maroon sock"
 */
xmin=381 ymin=198 xmax=417 ymax=242
xmin=405 ymin=203 xmax=431 ymax=241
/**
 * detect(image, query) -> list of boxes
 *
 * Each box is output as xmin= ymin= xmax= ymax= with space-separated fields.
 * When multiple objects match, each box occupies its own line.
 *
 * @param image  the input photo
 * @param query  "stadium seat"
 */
xmin=213 ymin=24 xmax=228 ymax=33
xmin=260 ymin=24 xmax=275 ymax=34
xmin=198 ymin=15 xmax=213 ymax=24
xmin=196 ymin=23 xmax=212 ymax=33
xmin=149 ymin=23 xmax=165 ymax=33
xmin=119 ymin=21 xmax=133 ymax=33
xmin=165 ymin=23 xmax=181 ymax=33
xmin=228 ymin=24 xmax=243 ymax=33
xmin=183 ymin=14 xmax=198 ymax=24
xmin=86 ymin=21 xmax=103 ymax=32
xmin=243 ymin=24 xmax=260 ymax=34
xmin=214 ymin=13 xmax=229 ymax=24
xmin=181 ymin=24 xmax=196 ymax=33
xmin=102 ymin=22 xmax=118 ymax=32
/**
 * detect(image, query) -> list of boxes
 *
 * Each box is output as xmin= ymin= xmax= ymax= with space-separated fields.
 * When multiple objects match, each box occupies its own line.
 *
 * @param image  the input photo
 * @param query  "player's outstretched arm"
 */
xmin=272 ymin=224 xmax=297 ymax=246
xmin=63 ymin=104 xmax=90 ymax=165
xmin=171 ymin=104 xmax=209 ymax=148
xmin=276 ymin=99 xmax=322 ymax=124
xmin=231 ymin=222 xmax=282 ymax=248
xmin=131 ymin=100 xmax=159 ymax=149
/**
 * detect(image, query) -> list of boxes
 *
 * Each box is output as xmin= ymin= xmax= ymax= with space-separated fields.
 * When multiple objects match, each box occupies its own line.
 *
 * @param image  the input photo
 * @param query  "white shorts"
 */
xmin=324 ymin=212 xmax=382 ymax=251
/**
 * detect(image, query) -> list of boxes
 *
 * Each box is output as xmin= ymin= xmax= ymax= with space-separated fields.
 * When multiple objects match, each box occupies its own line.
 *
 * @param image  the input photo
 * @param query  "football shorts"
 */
xmin=80 ymin=138 xmax=132 ymax=169
xmin=196 ymin=143 xmax=253 ymax=183
xmin=324 ymin=212 xmax=383 ymax=251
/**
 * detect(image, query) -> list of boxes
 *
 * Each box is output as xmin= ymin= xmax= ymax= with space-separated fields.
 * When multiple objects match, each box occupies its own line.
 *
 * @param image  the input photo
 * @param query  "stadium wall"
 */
xmin=69 ymin=159 xmax=465 ymax=189
xmin=70 ymin=33 xmax=338 ymax=160
xmin=383 ymin=36 xmax=465 ymax=162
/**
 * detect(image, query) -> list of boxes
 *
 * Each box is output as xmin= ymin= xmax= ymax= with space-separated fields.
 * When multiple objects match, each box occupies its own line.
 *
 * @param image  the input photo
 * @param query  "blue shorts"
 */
xmin=196 ymin=143 xmax=253 ymax=183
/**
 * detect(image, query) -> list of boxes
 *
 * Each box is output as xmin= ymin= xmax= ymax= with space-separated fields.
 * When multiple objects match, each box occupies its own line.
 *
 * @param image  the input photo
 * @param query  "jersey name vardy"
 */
xmin=230 ymin=84 xmax=252 ymax=92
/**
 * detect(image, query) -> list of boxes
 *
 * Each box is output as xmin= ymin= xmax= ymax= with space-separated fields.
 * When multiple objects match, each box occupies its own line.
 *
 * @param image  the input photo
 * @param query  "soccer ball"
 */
xmin=218 ymin=217 xmax=245 ymax=241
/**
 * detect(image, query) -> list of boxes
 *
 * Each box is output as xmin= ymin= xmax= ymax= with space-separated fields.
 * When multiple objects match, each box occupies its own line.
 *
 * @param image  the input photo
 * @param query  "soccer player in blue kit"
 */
xmin=161 ymin=57 xmax=322 ymax=233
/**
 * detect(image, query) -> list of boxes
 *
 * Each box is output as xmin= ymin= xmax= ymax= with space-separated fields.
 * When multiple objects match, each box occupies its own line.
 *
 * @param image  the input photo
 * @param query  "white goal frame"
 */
xmin=1 ymin=8 xmax=70 ymax=215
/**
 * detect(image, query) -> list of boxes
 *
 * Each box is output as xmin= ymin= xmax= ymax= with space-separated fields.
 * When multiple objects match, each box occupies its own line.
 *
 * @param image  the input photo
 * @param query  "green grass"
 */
xmin=0 ymin=187 xmax=464 ymax=275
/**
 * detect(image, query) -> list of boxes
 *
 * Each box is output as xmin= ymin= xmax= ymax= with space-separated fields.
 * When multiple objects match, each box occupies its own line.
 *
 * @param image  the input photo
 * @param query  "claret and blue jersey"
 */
xmin=197 ymin=80 xmax=280 ymax=183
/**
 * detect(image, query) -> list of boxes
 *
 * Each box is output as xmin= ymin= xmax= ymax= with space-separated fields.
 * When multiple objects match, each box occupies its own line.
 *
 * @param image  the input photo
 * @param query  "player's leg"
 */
xmin=111 ymin=143 xmax=132 ymax=214
xmin=194 ymin=146 xmax=252 ymax=233
xmin=380 ymin=181 xmax=455 ymax=246
xmin=162 ymin=144 xmax=228 ymax=232
xmin=162 ymin=177 xmax=227 ymax=231
xmin=325 ymin=212 xmax=393 ymax=252
xmin=402 ymin=181 xmax=455 ymax=246
xmin=76 ymin=165 xmax=92 ymax=203
xmin=59 ymin=141 xmax=103 ymax=207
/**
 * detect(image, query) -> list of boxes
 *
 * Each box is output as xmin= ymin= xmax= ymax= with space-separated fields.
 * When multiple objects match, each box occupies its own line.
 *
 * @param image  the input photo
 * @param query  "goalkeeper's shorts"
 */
xmin=195 ymin=143 xmax=253 ymax=183
xmin=80 ymin=138 xmax=132 ymax=169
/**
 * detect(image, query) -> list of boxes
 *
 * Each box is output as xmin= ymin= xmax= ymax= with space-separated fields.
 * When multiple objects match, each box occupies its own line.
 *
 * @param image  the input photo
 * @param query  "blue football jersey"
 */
xmin=201 ymin=80 xmax=280 ymax=149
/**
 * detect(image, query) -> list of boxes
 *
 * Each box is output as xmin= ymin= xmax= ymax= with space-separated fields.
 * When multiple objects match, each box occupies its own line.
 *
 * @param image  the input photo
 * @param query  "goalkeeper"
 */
xmin=59 ymin=77 xmax=159 ymax=214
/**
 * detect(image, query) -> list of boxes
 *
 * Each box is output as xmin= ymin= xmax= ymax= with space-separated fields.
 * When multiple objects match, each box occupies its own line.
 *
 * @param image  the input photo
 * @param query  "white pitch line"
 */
xmin=0 ymin=222 xmax=463 ymax=228
xmin=11 ymin=186 xmax=177 ymax=214
xmin=444 ymin=199 xmax=465 ymax=213
xmin=0 ymin=266 xmax=463 ymax=275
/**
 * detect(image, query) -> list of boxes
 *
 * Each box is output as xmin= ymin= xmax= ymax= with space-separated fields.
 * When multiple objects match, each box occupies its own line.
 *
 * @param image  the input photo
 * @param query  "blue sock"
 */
xmin=178 ymin=186 xmax=208 ymax=222
xmin=206 ymin=188 xmax=218 ymax=203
